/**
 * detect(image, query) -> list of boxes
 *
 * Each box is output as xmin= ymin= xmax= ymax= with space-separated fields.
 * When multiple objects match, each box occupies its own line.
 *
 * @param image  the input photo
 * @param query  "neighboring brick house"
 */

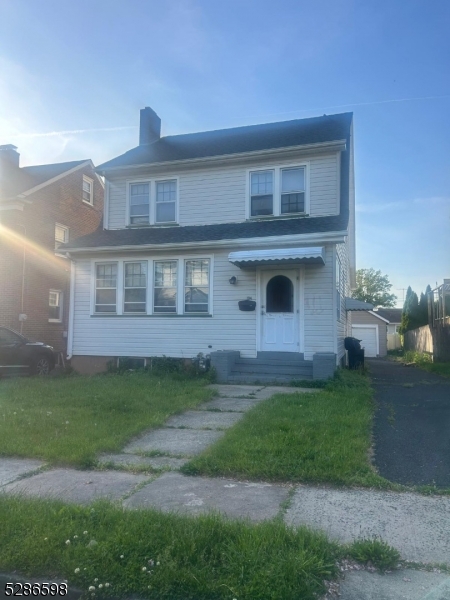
xmin=0 ymin=144 xmax=104 ymax=353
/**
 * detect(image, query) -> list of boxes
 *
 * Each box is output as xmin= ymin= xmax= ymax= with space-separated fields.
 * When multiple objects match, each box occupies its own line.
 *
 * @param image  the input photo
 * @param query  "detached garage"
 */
xmin=351 ymin=310 xmax=389 ymax=357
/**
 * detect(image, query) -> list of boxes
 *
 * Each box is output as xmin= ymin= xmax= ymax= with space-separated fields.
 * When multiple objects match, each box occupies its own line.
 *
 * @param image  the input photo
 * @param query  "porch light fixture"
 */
xmin=229 ymin=276 xmax=237 ymax=285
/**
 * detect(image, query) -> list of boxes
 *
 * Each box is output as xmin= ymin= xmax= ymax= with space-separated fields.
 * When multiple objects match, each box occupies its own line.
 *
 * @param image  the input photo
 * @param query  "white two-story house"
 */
xmin=63 ymin=108 xmax=356 ymax=381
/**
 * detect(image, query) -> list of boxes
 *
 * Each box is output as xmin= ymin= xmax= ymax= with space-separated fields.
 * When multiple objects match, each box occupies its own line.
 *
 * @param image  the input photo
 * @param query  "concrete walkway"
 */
xmin=1 ymin=383 xmax=450 ymax=599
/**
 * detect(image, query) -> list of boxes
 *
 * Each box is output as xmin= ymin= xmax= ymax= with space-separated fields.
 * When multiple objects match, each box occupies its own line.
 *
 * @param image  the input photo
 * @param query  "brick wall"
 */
xmin=0 ymin=163 xmax=103 ymax=352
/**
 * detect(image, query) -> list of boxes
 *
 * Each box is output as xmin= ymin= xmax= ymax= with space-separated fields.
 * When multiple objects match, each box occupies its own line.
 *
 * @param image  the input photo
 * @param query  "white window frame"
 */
xmin=123 ymin=261 xmax=148 ymax=314
xmin=94 ymin=262 xmax=118 ymax=314
xmin=246 ymin=162 xmax=310 ymax=220
xmin=82 ymin=175 xmax=94 ymax=206
xmin=126 ymin=177 xmax=179 ymax=226
xmin=48 ymin=289 xmax=63 ymax=323
xmin=55 ymin=223 xmax=69 ymax=248
xmin=153 ymin=259 xmax=178 ymax=314
xmin=90 ymin=255 xmax=213 ymax=317
xmin=184 ymin=258 xmax=211 ymax=315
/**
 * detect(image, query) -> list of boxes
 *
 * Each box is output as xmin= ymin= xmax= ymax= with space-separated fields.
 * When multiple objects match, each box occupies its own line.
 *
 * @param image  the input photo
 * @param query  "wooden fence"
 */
xmin=387 ymin=333 xmax=402 ymax=351
xmin=404 ymin=325 xmax=450 ymax=361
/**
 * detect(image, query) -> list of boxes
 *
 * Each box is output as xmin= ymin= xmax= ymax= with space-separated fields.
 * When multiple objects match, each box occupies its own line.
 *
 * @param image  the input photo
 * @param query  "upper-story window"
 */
xmin=130 ymin=183 xmax=150 ymax=224
xmin=128 ymin=179 xmax=178 ymax=226
xmin=281 ymin=167 xmax=305 ymax=214
xmin=55 ymin=223 xmax=69 ymax=248
xmin=249 ymin=164 xmax=308 ymax=218
xmin=250 ymin=171 xmax=273 ymax=216
xmin=82 ymin=176 xmax=94 ymax=205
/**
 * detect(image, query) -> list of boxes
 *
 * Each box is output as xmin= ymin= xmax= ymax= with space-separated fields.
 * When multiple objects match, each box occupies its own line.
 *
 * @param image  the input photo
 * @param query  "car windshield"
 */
xmin=0 ymin=328 xmax=26 ymax=345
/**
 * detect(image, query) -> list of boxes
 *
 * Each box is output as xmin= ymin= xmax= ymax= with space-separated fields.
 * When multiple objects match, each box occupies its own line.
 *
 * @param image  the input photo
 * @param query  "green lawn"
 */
xmin=0 ymin=373 xmax=212 ymax=467
xmin=0 ymin=496 xmax=339 ymax=600
xmin=183 ymin=370 xmax=389 ymax=488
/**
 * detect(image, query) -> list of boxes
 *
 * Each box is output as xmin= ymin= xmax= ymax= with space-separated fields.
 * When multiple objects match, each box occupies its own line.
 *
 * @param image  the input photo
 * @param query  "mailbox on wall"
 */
xmin=238 ymin=299 xmax=256 ymax=311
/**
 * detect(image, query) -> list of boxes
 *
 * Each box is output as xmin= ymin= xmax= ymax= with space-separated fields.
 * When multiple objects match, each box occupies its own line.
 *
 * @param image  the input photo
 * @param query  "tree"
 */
xmin=352 ymin=268 xmax=397 ymax=307
xmin=400 ymin=284 xmax=431 ymax=333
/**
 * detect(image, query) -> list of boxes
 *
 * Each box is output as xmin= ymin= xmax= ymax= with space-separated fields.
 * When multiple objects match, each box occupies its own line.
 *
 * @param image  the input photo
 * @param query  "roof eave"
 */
xmin=62 ymin=229 xmax=348 ymax=255
xmin=96 ymin=140 xmax=347 ymax=175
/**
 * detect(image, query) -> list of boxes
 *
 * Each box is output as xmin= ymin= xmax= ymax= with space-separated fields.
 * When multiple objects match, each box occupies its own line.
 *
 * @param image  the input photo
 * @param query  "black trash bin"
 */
xmin=344 ymin=336 xmax=365 ymax=369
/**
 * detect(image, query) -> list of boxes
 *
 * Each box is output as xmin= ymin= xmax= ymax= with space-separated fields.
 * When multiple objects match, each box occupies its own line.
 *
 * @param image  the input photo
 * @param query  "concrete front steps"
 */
xmin=228 ymin=351 xmax=313 ymax=384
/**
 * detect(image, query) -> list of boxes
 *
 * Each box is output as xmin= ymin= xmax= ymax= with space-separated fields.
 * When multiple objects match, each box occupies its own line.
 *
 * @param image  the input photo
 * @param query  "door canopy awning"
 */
xmin=228 ymin=247 xmax=325 ymax=268
xmin=345 ymin=297 xmax=374 ymax=311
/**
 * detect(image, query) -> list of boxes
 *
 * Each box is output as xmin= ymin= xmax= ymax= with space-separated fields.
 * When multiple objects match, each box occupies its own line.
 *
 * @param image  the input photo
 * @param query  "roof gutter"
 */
xmin=96 ymin=140 xmax=347 ymax=175
xmin=62 ymin=230 xmax=348 ymax=255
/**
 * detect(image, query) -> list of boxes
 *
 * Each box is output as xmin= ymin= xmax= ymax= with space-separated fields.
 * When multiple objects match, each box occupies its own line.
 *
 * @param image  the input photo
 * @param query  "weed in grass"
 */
xmin=347 ymin=537 xmax=401 ymax=571
xmin=290 ymin=379 xmax=327 ymax=389
xmin=0 ymin=496 xmax=340 ymax=600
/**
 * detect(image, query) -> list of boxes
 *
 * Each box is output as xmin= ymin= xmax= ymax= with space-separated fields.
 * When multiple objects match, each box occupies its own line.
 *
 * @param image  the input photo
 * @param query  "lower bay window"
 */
xmin=154 ymin=260 xmax=177 ymax=313
xmin=93 ymin=257 xmax=211 ymax=316
xmin=124 ymin=262 xmax=147 ymax=313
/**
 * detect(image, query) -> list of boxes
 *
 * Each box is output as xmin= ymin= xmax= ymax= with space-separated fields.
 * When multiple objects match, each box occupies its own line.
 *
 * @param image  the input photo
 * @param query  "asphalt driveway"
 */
xmin=369 ymin=358 xmax=450 ymax=487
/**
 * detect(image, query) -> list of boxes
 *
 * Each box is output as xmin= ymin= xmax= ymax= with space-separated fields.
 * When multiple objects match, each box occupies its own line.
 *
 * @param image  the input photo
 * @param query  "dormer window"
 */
xmin=128 ymin=179 xmax=178 ymax=226
xmin=248 ymin=164 xmax=309 ymax=219
xmin=82 ymin=176 xmax=94 ymax=205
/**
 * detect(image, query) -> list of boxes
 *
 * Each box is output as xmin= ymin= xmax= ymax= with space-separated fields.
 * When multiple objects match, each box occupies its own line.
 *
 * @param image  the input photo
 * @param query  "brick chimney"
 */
xmin=0 ymin=144 xmax=20 ymax=168
xmin=139 ymin=107 xmax=161 ymax=145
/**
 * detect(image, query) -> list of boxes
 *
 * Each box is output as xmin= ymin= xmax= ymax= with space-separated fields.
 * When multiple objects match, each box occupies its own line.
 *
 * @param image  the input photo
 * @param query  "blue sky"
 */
xmin=1 ymin=0 xmax=449 ymax=305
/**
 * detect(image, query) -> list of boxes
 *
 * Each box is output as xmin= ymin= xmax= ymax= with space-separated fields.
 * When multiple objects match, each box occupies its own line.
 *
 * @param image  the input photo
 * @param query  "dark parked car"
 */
xmin=0 ymin=327 xmax=55 ymax=377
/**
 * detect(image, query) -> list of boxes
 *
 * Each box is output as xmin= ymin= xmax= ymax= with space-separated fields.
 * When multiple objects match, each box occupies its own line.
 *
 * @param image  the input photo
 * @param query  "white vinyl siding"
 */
xmin=72 ymin=249 xmax=256 ymax=358
xmin=303 ymin=245 xmax=335 ymax=359
xmin=71 ymin=244 xmax=339 ymax=361
xmin=106 ymin=154 xmax=339 ymax=229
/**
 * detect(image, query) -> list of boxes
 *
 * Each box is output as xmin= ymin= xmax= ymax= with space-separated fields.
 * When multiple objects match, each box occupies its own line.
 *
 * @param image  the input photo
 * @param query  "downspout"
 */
xmin=19 ymin=224 xmax=26 ymax=334
xmin=66 ymin=255 xmax=75 ymax=359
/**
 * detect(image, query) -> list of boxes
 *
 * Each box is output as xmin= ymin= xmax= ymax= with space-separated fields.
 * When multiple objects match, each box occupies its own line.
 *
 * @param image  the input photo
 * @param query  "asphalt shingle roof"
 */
xmin=1 ymin=160 xmax=88 ymax=200
xmin=63 ymin=112 xmax=352 ymax=251
xmin=97 ymin=112 xmax=352 ymax=171
xmin=373 ymin=308 xmax=403 ymax=323
xmin=62 ymin=213 xmax=348 ymax=252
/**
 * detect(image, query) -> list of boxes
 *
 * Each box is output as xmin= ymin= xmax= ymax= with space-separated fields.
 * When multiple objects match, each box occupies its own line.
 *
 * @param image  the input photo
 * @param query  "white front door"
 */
xmin=260 ymin=270 xmax=299 ymax=352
